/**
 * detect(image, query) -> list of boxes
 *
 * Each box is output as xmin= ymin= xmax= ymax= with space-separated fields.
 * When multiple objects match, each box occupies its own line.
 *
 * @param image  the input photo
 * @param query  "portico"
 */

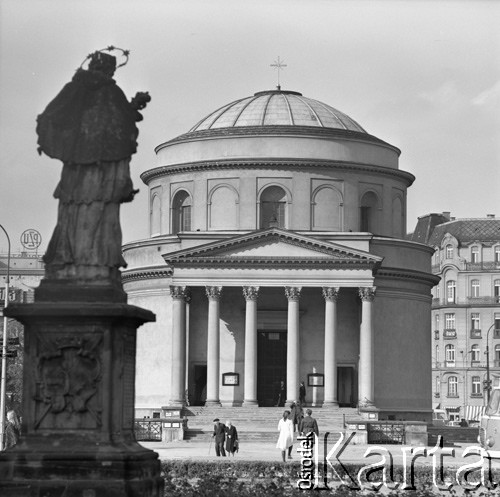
xmin=164 ymin=228 xmax=381 ymax=408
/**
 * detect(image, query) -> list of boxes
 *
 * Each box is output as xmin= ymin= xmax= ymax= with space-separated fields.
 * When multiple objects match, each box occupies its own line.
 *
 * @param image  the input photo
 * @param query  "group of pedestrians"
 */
xmin=276 ymin=401 xmax=318 ymax=462
xmin=211 ymin=418 xmax=238 ymax=457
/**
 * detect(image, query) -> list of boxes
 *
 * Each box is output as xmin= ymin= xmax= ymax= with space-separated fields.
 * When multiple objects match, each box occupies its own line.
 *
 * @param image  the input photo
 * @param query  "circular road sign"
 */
xmin=20 ymin=229 xmax=42 ymax=250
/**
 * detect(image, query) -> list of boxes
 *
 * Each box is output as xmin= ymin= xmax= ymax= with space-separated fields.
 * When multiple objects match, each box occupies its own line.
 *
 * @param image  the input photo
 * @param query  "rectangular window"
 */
xmin=472 ymin=376 xmax=481 ymax=395
xmin=181 ymin=205 xmax=191 ymax=231
xmin=471 ymin=313 xmax=480 ymax=330
xmin=471 ymin=247 xmax=479 ymax=263
xmin=496 ymin=313 xmax=500 ymax=333
xmin=496 ymin=246 xmax=500 ymax=263
xmin=471 ymin=280 xmax=480 ymax=298
xmin=448 ymin=377 xmax=458 ymax=397
xmin=435 ymin=314 xmax=440 ymax=329
xmin=447 ymin=281 xmax=456 ymax=303
xmin=445 ymin=313 xmax=455 ymax=330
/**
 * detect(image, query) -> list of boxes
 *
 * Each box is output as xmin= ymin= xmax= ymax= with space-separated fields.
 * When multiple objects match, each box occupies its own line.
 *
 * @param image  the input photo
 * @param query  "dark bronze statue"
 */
xmin=36 ymin=47 xmax=150 ymax=288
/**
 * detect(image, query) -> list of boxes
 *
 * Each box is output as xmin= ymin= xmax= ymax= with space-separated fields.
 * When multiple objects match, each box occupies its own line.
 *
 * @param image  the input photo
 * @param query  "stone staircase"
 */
xmin=182 ymin=406 xmax=358 ymax=442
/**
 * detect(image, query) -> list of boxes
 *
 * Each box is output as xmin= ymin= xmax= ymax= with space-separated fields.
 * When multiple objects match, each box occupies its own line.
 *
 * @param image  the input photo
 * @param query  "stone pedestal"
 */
xmin=0 ymin=301 xmax=163 ymax=496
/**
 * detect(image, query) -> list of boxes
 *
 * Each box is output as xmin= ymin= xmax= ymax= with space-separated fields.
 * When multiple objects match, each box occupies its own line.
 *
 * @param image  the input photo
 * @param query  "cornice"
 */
xmin=164 ymin=257 xmax=376 ymax=271
xmin=121 ymin=267 xmax=172 ymax=283
xmin=375 ymin=267 xmax=440 ymax=286
xmin=140 ymin=158 xmax=415 ymax=186
xmin=154 ymin=125 xmax=400 ymax=154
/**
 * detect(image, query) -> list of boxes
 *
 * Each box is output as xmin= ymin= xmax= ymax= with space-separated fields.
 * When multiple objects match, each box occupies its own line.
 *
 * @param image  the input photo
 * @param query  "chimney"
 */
xmin=442 ymin=211 xmax=451 ymax=220
xmin=487 ymin=214 xmax=495 ymax=219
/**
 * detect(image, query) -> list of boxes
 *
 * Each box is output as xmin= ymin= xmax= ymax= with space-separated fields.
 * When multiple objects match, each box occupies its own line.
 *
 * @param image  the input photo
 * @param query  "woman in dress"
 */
xmin=276 ymin=410 xmax=294 ymax=462
xmin=224 ymin=420 xmax=238 ymax=456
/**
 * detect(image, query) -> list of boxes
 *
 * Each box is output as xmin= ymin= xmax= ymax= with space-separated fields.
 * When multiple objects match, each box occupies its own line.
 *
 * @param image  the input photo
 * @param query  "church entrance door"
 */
xmin=192 ymin=364 xmax=207 ymax=406
xmin=257 ymin=330 xmax=287 ymax=406
xmin=337 ymin=366 xmax=356 ymax=407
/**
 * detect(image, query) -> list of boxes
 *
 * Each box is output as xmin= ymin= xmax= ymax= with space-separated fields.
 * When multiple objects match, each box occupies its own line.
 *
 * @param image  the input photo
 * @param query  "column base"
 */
xmin=322 ymin=401 xmax=340 ymax=408
xmin=204 ymin=400 xmax=221 ymax=407
xmin=242 ymin=400 xmax=259 ymax=407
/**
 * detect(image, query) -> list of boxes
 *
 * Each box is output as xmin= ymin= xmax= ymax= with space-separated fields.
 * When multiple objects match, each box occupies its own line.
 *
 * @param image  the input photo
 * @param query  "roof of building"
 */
xmin=412 ymin=216 xmax=500 ymax=246
xmin=189 ymin=89 xmax=366 ymax=133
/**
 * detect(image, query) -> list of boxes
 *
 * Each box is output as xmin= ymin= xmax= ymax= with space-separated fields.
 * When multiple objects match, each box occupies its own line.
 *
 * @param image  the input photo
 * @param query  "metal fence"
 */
xmin=134 ymin=420 xmax=162 ymax=441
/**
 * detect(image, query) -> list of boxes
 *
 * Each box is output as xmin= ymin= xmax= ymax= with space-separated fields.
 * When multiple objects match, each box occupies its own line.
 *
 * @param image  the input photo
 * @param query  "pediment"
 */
xmin=163 ymin=228 xmax=382 ymax=268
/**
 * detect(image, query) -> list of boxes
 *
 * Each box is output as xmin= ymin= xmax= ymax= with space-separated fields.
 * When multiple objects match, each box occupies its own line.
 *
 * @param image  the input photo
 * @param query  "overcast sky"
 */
xmin=0 ymin=0 xmax=498 ymax=253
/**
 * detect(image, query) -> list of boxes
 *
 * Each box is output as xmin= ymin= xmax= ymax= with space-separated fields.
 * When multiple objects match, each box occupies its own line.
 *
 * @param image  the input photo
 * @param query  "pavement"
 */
xmin=140 ymin=439 xmax=500 ymax=468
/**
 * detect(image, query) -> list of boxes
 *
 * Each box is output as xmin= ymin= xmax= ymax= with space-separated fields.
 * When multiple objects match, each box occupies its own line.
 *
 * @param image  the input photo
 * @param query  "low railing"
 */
xmin=443 ymin=329 xmax=457 ymax=339
xmin=134 ymin=419 xmax=162 ymax=441
xmin=465 ymin=262 xmax=500 ymax=271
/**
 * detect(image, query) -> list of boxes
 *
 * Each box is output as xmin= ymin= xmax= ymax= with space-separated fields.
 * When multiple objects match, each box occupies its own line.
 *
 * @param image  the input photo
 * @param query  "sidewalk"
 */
xmin=140 ymin=440 xmax=500 ymax=468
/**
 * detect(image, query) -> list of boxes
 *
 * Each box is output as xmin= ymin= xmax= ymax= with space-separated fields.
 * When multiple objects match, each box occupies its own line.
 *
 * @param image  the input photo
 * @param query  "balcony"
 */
xmin=434 ymin=330 xmax=440 ymax=340
xmin=470 ymin=329 xmax=482 ymax=338
xmin=467 ymin=297 xmax=500 ymax=305
xmin=443 ymin=329 xmax=457 ymax=339
xmin=465 ymin=261 xmax=500 ymax=271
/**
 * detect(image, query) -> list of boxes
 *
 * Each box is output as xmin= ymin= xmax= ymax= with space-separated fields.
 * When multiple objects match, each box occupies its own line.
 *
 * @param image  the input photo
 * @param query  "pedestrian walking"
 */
xmin=276 ymin=410 xmax=294 ymax=462
xmin=224 ymin=420 xmax=238 ymax=456
xmin=299 ymin=408 xmax=319 ymax=438
xmin=212 ymin=418 xmax=226 ymax=457
xmin=275 ymin=380 xmax=286 ymax=407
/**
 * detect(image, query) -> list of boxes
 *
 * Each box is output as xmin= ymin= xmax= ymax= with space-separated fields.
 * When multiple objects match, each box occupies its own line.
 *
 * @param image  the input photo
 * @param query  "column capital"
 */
xmin=285 ymin=286 xmax=302 ymax=301
xmin=358 ymin=287 xmax=376 ymax=302
xmin=205 ymin=286 xmax=223 ymax=300
xmin=184 ymin=289 xmax=192 ymax=304
xmin=170 ymin=285 xmax=187 ymax=299
xmin=322 ymin=287 xmax=340 ymax=302
xmin=242 ymin=286 xmax=260 ymax=301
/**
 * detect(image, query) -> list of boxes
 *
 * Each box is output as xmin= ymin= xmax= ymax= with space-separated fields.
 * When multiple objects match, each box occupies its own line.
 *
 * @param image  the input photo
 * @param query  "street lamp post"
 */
xmin=0 ymin=224 xmax=11 ymax=451
xmin=485 ymin=322 xmax=497 ymax=404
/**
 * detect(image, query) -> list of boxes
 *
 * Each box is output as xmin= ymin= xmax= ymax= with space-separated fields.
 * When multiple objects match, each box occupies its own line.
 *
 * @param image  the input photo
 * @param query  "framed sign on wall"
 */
xmin=222 ymin=372 xmax=239 ymax=386
xmin=308 ymin=373 xmax=324 ymax=387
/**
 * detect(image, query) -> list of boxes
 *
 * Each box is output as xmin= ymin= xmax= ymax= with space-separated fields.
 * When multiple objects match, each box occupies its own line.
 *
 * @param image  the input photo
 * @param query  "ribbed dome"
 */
xmin=189 ymin=90 xmax=366 ymax=133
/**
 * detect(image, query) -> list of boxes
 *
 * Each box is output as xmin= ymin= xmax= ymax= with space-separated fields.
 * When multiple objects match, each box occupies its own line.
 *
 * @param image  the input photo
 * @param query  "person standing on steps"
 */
xmin=212 ymin=418 xmax=226 ymax=457
xmin=299 ymin=409 xmax=319 ymax=438
xmin=299 ymin=381 xmax=306 ymax=406
xmin=276 ymin=410 xmax=294 ymax=462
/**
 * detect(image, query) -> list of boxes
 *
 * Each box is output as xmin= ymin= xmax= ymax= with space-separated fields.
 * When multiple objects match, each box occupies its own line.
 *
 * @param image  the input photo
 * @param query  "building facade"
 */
xmin=123 ymin=89 xmax=438 ymax=420
xmin=411 ymin=213 xmax=500 ymax=423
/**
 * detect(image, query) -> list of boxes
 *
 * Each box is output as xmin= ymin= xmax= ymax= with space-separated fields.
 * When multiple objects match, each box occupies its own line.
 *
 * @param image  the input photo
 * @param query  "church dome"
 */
xmin=189 ymin=89 xmax=366 ymax=133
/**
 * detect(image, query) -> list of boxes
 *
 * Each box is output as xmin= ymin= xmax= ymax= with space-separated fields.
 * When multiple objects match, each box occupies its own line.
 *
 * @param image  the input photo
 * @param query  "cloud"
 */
xmin=418 ymin=81 xmax=463 ymax=106
xmin=472 ymin=80 xmax=500 ymax=106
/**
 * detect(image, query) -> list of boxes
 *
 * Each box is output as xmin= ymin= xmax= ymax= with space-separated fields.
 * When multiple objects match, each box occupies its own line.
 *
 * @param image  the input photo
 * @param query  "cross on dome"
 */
xmin=270 ymin=56 xmax=287 ymax=90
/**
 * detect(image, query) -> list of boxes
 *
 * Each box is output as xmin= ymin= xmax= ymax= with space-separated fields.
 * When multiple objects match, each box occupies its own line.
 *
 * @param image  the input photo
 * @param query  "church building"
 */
xmin=122 ymin=88 xmax=438 ymax=421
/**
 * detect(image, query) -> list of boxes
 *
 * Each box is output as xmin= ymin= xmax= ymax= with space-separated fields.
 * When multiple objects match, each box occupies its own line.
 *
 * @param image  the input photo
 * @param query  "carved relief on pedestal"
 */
xmin=34 ymin=333 xmax=102 ymax=430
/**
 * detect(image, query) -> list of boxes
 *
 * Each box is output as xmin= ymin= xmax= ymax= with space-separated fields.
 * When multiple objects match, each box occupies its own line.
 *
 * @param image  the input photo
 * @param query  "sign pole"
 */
xmin=0 ymin=224 xmax=11 ymax=451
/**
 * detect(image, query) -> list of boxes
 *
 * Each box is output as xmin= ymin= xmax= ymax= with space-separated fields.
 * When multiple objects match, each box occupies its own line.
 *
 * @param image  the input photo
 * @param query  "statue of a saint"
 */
xmin=36 ymin=48 xmax=150 ymax=294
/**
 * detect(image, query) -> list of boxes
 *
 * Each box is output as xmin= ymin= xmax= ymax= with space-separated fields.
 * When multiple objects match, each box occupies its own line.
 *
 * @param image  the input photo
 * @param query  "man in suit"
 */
xmin=299 ymin=409 xmax=319 ymax=438
xmin=212 ymin=418 xmax=226 ymax=456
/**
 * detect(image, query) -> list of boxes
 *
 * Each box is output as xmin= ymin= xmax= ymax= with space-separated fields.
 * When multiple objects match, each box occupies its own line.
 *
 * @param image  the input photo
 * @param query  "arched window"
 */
xmin=209 ymin=186 xmax=238 ymax=229
xmin=445 ymin=344 xmax=455 ymax=366
xmin=447 ymin=376 xmax=458 ymax=397
xmin=360 ymin=191 xmax=379 ymax=233
xmin=470 ymin=280 xmax=480 ymax=298
xmin=391 ymin=196 xmax=403 ymax=238
xmin=260 ymin=185 xmax=287 ymax=229
xmin=172 ymin=190 xmax=192 ymax=234
xmin=446 ymin=280 xmax=456 ymax=303
xmin=446 ymin=244 xmax=454 ymax=259
xmin=312 ymin=186 xmax=342 ymax=230
xmin=471 ymin=344 xmax=480 ymax=363
xmin=471 ymin=246 xmax=480 ymax=263
xmin=151 ymin=194 xmax=161 ymax=236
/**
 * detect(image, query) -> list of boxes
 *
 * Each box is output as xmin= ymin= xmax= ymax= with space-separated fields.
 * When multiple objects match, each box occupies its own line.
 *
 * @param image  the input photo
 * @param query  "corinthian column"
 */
xmin=358 ymin=287 xmax=376 ymax=408
xmin=323 ymin=287 xmax=340 ymax=407
xmin=242 ymin=286 xmax=259 ymax=406
xmin=285 ymin=286 xmax=301 ymax=404
xmin=205 ymin=286 xmax=222 ymax=406
xmin=170 ymin=286 xmax=187 ymax=406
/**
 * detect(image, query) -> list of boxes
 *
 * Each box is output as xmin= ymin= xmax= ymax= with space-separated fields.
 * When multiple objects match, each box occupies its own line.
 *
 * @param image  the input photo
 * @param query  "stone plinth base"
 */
xmin=0 ymin=440 xmax=163 ymax=496
xmin=242 ymin=400 xmax=259 ymax=407
xmin=322 ymin=401 xmax=340 ymax=408
xmin=0 ymin=301 xmax=163 ymax=496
